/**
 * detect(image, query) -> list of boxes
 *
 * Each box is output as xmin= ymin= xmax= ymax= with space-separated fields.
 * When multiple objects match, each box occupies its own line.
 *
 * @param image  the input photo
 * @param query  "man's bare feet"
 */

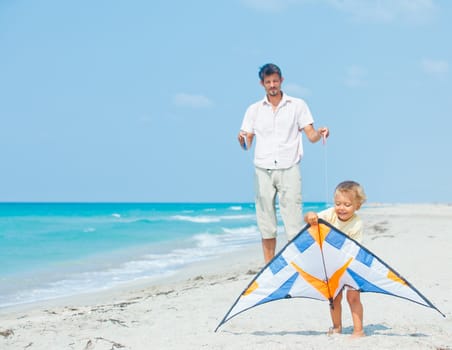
xmin=327 ymin=326 xmax=342 ymax=336
xmin=350 ymin=329 xmax=365 ymax=338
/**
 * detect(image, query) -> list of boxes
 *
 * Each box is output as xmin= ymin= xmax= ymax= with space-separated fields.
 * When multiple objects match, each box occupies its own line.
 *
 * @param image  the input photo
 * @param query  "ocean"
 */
xmin=0 ymin=202 xmax=327 ymax=308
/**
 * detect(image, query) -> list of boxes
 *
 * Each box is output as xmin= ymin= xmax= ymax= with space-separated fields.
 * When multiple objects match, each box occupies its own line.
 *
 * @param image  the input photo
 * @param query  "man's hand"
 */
xmin=238 ymin=131 xmax=247 ymax=150
xmin=318 ymin=127 xmax=329 ymax=139
xmin=238 ymin=131 xmax=254 ymax=150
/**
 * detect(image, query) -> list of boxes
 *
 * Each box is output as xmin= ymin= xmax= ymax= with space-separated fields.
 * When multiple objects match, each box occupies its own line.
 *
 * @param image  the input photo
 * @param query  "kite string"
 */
xmin=320 ymin=136 xmax=334 ymax=307
xmin=322 ymin=135 xmax=329 ymax=206
xmin=317 ymin=223 xmax=334 ymax=308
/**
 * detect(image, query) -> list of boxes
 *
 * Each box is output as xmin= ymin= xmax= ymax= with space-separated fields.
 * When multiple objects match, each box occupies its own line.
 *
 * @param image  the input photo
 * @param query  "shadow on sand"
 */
xmin=223 ymin=323 xmax=429 ymax=338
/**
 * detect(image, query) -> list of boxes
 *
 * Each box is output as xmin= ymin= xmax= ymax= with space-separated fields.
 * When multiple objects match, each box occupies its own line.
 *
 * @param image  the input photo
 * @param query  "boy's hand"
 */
xmin=304 ymin=212 xmax=319 ymax=226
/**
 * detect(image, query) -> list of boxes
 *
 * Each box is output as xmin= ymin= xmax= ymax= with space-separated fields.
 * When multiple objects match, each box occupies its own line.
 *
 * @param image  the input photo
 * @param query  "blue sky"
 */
xmin=1 ymin=0 xmax=451 ymax=203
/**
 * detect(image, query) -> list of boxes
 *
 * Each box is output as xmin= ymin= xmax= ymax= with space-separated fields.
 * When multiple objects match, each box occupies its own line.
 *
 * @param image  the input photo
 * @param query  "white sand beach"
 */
xmin=1 ymin=204 xmax=451 ymax=350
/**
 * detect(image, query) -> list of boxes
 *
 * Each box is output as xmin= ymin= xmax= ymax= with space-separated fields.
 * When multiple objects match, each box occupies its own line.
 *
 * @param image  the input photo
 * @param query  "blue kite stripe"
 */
xmin=294 ymin=231 xmax=315 ymax=252
xmin=356 ymin=248 xmax=374 ymax=267
xmin=324 ymin=228 xmax=346 ymax=250
xmin=257 ymin=273 xmax=298 ymax=306
xmin=269 ymin=255 xmax=288 ymax=275
xmin=347 ymin=269 xmax=390 ymax=295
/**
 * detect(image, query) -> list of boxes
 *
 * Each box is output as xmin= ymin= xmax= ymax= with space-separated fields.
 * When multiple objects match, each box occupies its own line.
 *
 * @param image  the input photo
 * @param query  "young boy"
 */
xmin=304 ymin=181 xmax=367 ymax=338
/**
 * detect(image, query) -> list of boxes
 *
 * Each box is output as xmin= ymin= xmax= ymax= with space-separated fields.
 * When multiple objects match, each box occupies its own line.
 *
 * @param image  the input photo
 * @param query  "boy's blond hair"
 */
xmin=335 ymin=181 xmax=367 ymax=206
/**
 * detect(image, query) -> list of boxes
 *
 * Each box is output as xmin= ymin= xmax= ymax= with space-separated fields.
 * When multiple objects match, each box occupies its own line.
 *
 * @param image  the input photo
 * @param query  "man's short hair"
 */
xmin=258 ymin=63 xmax=282 ymax=81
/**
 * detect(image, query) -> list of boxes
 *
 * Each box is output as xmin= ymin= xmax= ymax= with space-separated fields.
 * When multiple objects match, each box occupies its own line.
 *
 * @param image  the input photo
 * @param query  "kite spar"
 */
xmin=215 ymin=219 xmax=445 ymax=331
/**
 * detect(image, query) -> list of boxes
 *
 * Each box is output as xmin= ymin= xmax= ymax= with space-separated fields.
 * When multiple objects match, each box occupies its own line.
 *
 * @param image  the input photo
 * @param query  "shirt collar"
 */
xmin=262 ymin=91 xmax=293 ymax=106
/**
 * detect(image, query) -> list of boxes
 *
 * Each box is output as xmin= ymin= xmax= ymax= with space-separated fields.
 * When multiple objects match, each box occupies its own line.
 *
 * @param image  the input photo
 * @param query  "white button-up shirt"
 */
xmin=240 ymin=93 xmax=314 ymax=169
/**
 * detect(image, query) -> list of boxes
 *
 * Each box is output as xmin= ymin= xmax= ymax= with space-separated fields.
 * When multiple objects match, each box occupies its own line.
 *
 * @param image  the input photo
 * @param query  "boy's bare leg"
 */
xmin=347 ymin=289 xmax=365 ymax=337
xmin=328 ymin=292 xmax=343 ymax=334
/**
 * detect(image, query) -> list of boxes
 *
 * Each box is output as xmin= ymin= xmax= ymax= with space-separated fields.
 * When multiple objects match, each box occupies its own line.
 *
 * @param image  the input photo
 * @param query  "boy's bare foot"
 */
xmin=327 ymin=327 xmax=342 ymax=336
xmin=350 ymin=330 xmax=365 ymax=338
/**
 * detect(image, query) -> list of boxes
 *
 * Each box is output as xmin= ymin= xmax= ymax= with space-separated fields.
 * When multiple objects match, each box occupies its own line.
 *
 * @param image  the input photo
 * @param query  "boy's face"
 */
xmin=261 ymin=73 xmax=283 ymax=97
xmin=334 ymin=191 xmax=360 ymax=222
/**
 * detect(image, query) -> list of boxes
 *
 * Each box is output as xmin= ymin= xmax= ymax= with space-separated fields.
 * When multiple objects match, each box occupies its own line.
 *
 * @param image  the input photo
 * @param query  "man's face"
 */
xmin=261 ymin=73 xmax=283 ymax=97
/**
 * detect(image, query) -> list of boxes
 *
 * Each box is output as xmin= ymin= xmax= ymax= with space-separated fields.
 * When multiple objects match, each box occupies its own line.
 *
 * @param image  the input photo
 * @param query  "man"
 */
xmin=238 ymin=63 xmax=329 ymax=263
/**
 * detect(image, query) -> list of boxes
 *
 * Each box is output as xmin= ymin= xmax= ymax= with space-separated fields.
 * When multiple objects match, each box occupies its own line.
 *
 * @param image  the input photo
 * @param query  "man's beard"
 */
xmin=268 ymin=89 xmax=278 ymax=96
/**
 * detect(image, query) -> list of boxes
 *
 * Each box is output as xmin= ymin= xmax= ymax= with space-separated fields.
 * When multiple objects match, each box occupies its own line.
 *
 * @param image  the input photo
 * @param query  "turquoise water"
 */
xmin=0 ymin=202 xmax=327 ymax=308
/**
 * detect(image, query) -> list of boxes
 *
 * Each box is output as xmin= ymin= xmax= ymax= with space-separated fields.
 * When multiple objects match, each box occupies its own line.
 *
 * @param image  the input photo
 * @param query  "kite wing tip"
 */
xmin=214 ymin=320 xmax=225 ymax=332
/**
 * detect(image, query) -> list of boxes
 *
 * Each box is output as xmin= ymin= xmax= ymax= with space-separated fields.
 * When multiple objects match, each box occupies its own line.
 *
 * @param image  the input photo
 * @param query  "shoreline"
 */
xmin=1 ymin=203 xmax=451 ymax=349
xmin=0 ymin=239 xmax=265 ymax=315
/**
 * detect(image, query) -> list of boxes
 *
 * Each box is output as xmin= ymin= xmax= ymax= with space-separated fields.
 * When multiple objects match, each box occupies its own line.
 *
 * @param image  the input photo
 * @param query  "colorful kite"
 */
xmin=215 ymin=219 xmax=445 ymax=331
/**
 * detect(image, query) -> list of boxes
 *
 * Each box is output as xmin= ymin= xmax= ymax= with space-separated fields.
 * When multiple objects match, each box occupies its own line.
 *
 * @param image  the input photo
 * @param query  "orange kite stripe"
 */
xmin=291 ymin=258 xmax=353 ymax=299
xmin=243 ymin=281 xmax=259 ymax=296
xmin=307 ymin=223 xmax=331 ymax=248
xmin=387 ymin=270 xmax=407 ymax=285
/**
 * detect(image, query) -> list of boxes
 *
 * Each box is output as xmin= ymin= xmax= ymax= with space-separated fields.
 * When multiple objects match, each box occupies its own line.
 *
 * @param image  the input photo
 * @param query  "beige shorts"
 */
xmin=254 ymin=165 xmax=303 ymax=240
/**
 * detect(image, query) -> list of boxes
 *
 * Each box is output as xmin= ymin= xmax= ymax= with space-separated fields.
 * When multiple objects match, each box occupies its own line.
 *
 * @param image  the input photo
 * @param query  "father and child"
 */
xmin=238 ymin=62 xmax=367 ymax=337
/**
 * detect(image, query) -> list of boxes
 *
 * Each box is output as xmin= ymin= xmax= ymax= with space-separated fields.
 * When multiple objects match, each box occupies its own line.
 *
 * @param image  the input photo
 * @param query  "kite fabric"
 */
xmin=215 ymin=219 xmax=445 ymax=331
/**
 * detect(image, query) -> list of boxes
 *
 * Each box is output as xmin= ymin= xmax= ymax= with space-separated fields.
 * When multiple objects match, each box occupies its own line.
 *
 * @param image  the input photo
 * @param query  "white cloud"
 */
xmin=421 ymin=59 xmax=449 ymax=76
xmin=284 ymin=83 xmax=311 ymax=97
xmin=173 ymin=93 xmax=213 ymax=108
xmin=344 ymin=65 xmax=367 ymax=88
xmin=326 ymin=0 xmax=436 ymax=23
xmin=241 ymin=0 xmax=437 ymax=21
